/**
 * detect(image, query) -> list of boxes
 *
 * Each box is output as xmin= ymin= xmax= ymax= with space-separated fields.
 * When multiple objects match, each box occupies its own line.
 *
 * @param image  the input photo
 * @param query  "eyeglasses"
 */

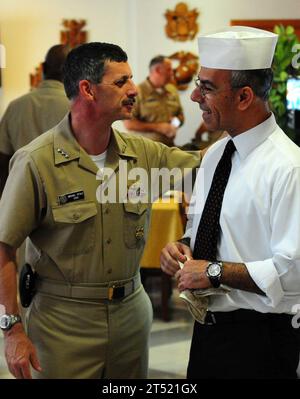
xmin=194 ymin=77 xmax=239 ymax=98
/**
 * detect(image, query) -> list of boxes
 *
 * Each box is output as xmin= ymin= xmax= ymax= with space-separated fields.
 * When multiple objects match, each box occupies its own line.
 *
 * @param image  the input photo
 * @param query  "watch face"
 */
xmin=208 ymin=263 xmax=221 ymax=277
xmin=0 ymin=315 xmax=10 ymax=329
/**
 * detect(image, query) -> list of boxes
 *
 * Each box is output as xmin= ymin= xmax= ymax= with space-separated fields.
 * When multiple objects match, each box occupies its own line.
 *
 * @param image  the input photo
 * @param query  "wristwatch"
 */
xmin=206 ymin=261 xmax=223 ymax=288
xmin=0 ymin=314 xmax=22 ymax=331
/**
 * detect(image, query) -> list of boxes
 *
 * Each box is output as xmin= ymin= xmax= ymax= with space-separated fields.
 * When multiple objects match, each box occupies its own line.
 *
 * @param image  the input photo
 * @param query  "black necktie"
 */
xmin=193 ymin=140 xmax=236 ymax=261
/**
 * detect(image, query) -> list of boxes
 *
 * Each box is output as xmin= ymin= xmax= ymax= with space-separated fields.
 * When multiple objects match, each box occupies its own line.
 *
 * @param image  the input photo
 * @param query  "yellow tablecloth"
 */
xmin=141 ymin=197 xmax=184 ymax=268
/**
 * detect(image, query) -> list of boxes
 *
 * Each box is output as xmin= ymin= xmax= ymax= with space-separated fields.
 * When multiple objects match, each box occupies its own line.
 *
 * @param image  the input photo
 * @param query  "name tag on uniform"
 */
xmin=58 ymin=191 xmax=85 ymax=205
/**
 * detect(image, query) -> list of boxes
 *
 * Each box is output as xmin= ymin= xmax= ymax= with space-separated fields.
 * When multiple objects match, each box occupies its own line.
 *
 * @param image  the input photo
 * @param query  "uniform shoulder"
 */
xmin=137 ymin=79 xmax=149 ymax=90
xmin=113 ymin=128 xmax=168 ymax=156
xmin=137 ymin=79 xmax=152 ymax=96
xmin=16 ymin=128 xmax=54 ymax=155
xmin=6 ymin=91 xmax=35 ymax=111
xmin=165 ymin=83 xmax=179 ymax=95
xmin=269 ymin=129 xmax=300 ymax=169
xmin=114 ymin=128 xmax=162 ymax=147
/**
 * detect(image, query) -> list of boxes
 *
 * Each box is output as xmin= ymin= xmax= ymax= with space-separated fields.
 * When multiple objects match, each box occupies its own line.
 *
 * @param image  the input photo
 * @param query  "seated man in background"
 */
xmin=194 ymin=122 xmax=225 ymax=149
xmin=0 ymin=44 xmax=70 ymax=196
xmin=124 ymin=55 xmax=184 ymax=146
xmin=180 ymin=122 xmax=226 ymax=151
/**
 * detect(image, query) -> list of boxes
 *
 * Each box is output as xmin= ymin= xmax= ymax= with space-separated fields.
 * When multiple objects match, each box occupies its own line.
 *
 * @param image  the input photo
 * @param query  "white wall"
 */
xmin=1 ymin=0 xmax=300 ymax=145
xmin=0 ymin=0 xmax=131 ymax=113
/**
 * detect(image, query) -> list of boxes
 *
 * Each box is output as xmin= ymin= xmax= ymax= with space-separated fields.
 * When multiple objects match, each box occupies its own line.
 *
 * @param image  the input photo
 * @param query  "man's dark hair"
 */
xmin=149 ymin=55 xmax=167 ymax=69
xmin=230 ymin=69 xmax=273 ymax=101
xmin=63 ymin=42 xmax=128 ymax=99
xmin=43 ymin=44 xmax=70 ymax=82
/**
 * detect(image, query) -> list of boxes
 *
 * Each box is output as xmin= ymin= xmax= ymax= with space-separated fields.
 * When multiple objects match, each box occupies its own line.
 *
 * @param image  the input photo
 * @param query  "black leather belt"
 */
xmin=203 ymin=309 xmax=293 ymax=325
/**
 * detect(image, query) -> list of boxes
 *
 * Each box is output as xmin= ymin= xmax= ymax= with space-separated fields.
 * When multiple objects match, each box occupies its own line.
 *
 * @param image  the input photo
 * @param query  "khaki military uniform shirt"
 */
xmin=0 ymin=114 xmax=199 ymax=285
xmin=131 ymin=78 xmax=184 ymax=145
xmin=0 ymin=80 xmax=69 ymax=155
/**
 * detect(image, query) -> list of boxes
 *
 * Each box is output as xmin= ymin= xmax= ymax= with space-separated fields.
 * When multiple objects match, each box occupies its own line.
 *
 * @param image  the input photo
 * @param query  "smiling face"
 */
xmin=90 ymin=61 xmax=138 ymax=123
xmin=191 ymin=67 xmax=239 ymax=133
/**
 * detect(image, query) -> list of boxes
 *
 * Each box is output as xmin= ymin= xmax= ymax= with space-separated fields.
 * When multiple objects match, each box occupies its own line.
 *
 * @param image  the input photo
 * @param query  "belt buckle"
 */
xmin=205 ymin=312 xmax=217 ymax=325
xmin=108 ymin=285 xmax=115 ymax=300
xmin=108 ymin=279 xmax=135 ymax=300
xmin=108 ymin=284 xmax=126 ymax=300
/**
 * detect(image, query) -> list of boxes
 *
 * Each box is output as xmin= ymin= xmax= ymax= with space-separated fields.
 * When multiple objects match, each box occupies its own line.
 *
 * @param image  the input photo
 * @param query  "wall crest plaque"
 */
xmin=165 ymin=2 xmax=199 ymax=41
xmin=169 ymin=51 xmax=199 ymax=90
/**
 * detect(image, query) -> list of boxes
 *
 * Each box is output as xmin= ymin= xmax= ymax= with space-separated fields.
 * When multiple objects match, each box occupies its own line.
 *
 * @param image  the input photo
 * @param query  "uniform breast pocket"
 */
xmin=52 ymin=201 xmax=98 ymax=255
xmin=123 ymin=202 xmax=149 ymax=249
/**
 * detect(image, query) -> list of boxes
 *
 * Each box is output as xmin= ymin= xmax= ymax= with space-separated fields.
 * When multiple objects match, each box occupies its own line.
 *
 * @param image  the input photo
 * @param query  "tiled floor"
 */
xmin=0 ymin=286 xmax=193 ymax=379
xmin=148 ymin=306 xmax=193 ymax=378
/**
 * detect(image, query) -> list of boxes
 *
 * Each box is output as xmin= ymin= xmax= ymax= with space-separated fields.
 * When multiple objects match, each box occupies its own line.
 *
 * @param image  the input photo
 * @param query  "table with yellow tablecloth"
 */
xmin=141 ymin=197 xmax=184 ymax=267
xmin=140 ymin=196 xmax=185 ymax=320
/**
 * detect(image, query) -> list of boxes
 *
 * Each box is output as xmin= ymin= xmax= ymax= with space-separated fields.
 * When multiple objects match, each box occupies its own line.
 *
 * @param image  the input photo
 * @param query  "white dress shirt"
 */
xmin=184 ymin=114 xmax=300 ymax=313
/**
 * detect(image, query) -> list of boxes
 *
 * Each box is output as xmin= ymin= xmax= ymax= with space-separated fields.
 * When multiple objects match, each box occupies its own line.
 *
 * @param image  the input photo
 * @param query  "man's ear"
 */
xmin=237 ymin=86 xmax=254 ymax=111
xmin=78 ymin=80 xmax=95 ymax=100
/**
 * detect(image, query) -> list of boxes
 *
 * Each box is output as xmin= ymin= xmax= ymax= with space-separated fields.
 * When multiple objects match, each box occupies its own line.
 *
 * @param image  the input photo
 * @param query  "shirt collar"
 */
xmin=53 ymin=114 xmax=137 ymax=174
xmin=38 ymin=80 xmax=65 ymax=90
xmin=109 ymin=130 xmax=138 ymax=159
xmin=144 ymin=77 xmax=170 ymax=95
xmin=53 ymin=114 xmax=81 ymax=166
xmin=231 ymin=113 xmax=277 ymax=160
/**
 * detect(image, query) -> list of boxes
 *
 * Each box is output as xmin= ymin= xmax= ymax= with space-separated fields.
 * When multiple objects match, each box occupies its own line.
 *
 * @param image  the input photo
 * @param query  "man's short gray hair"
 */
xmin=230 ymin=69 xmax=273 ymax=101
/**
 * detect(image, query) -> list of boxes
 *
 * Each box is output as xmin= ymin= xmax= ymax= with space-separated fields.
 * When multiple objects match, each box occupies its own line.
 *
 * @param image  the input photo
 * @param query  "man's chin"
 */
xmin=115 ymin=113 xmax=133 ymax=122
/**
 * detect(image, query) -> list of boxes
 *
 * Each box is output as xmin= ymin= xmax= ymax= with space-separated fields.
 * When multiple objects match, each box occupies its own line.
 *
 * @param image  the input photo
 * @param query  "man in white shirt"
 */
xmin=160 ymin=26 xmax=300 ymax=379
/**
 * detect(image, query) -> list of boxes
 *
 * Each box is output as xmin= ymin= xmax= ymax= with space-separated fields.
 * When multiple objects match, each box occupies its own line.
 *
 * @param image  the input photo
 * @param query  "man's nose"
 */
xmin=127 ymin=80 xmax=138 ymax=97
xmin=190 ymin=86 xmax=204 ymax=103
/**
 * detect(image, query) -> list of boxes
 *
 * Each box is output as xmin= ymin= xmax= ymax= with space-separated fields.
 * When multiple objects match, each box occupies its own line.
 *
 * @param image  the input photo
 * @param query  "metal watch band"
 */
xmin=0 ymin=314 xmax=22 ymax=331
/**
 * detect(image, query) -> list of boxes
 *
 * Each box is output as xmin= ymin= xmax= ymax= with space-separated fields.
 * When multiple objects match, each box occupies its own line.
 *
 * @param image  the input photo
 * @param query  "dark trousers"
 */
xmin=187 ymin=309 xmax=300 ymax=379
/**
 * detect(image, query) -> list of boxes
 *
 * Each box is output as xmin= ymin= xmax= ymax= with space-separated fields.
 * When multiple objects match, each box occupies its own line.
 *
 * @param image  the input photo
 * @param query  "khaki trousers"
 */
xmin=26 ymin=285 xmax=153 ymax=378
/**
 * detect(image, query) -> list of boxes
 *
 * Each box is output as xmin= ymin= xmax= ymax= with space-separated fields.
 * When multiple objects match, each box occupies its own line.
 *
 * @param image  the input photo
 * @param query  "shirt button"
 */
xmin=106 ymin=238 xmax=112 ymax=244
xmin=73 ymin=213 xmax=80 ymax=221
xmin=107 ymin=268 xmax=112 ymax=274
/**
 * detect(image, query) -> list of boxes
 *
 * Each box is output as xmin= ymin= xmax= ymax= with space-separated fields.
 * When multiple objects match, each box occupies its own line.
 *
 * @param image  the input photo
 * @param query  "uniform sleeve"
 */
xmin=246 ymin=167 xmax=300 ymax=307
xmin=144 ymin=139 xmax=200 ymax=202
xmin=0 ymin=104 xmax=14 ymax=155
xmin=0 ymin=150 xmax=45 ymax=248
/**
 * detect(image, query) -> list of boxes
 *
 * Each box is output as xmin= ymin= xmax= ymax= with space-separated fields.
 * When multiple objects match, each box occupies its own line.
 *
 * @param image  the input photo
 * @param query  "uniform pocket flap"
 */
xmin=52 ymin=201 xmax=97 ymax=224
xmin=124 ymin=202 xmax=148 ymax=215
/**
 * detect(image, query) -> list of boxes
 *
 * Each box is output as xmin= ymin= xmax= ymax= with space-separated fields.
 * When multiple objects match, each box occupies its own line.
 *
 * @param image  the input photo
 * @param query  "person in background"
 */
xmin=194 ymin=122 xmax=225 ymax=149
xmin=0 ymin=42 xmax=199 ymax=379
xmin=160 ymin=26 xmax=300 ymax=379
xmin=124 ymin=55 xmax=184 ymax=146
xmin=0 ymin=44 xmax=70 ymax=196
xmin=180 ymin=121 xmax=226 ymax=151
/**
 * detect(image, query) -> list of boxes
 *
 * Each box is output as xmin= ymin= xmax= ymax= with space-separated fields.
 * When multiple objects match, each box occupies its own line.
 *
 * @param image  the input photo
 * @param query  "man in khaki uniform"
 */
xmin=0 ymin=44 xmax=70 ymax=196
xmin=124 ymin=55 xmax=184 ymax=146
xmin=0 ymin=42 xmax=200 ymax=379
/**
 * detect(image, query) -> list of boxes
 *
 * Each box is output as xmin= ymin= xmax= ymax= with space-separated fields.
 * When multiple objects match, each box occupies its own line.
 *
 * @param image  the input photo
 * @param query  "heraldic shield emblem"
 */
xmin=165 ymin=2 xmax=199 ymax=41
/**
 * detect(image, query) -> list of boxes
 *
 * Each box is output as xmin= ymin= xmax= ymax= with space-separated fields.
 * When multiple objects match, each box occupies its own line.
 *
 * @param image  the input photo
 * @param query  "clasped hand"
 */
xmin=160 ymin=241 xmax=211 ymax=291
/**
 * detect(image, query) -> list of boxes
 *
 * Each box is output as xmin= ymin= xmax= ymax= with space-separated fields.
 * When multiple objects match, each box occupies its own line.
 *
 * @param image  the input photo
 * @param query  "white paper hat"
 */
xmin=198 ymin=26 xmax=278 ymax=70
